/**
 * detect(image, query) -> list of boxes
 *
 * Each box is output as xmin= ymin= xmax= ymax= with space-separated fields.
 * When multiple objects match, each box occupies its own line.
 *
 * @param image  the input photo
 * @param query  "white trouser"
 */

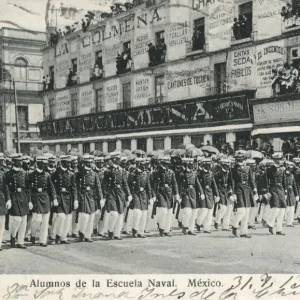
xmin=93 ymin=210 xmax=101 ymax=231
xmin=132 ymin=209 xmax=148 ymax=235
xmin=144 ymin=205 xmax=152 ymax=231
xmin=258 ymin=204 xmax=271 ymax=223
xmin=295 ymin=204 xmax=300 ymax=219
xmin=215 ymin=204 xmax=227 ymax=224
xmin=0 ymin=215 xmax=5 ymax=248
xmin=9 ymin=215 xmax=27 ymax=245
xmin=222 ymin=204 xmax=233 ymax=230
xmin=25 ymin=214 xmax=33 ymax=238
xmin=249 ymin=205 xmax=258 ymax=227
xmin=182 ymin=208 xmax=198 ymax=233
xmin=158 ymin=208 xmax=173 ymax=233
xmin=99 ymin=211 xmax=109 ymax=235
xmin=123 ymin=209 xmax=133 ymax=232
xmin=72 ymin=211 xmax=79 ymax=235
xmin=78 ymin=212 xmax=95 ymax=239
xmin=268 ymin=208 xmax=285 ymax=233
xmin=286 ymin=206 xmax=295 ymax=226
xmin=31 ymin=213 xmax=50 ymax=244
xmin=51 ymin=213 xmax=65 ymax=238
xmin=61 ymin=214 xmax=72 ymax=241
xmin=232 ymin=207 xmax=250 ymax=235
xmin=178 ymin=207 xmax=183 ymax=223
xmin=108 ymin=211 xmax=123 ymax=237
xmin=197 ymin=208 xmax=213 ymax=232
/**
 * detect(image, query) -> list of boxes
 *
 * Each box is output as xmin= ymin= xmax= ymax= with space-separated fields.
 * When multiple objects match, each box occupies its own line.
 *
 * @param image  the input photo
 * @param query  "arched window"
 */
xmin=14 ymin=58 xmax=28 ymax=81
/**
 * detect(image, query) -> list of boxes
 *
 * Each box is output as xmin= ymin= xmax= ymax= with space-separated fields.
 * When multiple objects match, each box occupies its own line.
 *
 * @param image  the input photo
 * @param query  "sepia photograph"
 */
xmin=0 ymin=0 xmax=300 ymax=281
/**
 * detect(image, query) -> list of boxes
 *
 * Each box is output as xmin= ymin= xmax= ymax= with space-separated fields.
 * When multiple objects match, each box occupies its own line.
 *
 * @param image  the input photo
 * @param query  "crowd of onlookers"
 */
xmin=271 ymin=62 xmax=299 ymax=95
xmin=281 ymin=137 xmax=300 ymax=158
xmin=281 ymin=2 xmax=300 ymax=29
xmin=147 ymin=40 xmax=167 ymax=66
xmin=232 ymin=15 xmax=252 ymax=40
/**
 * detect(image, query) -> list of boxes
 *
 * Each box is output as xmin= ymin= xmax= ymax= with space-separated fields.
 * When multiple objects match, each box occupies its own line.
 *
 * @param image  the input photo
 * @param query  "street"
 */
xmin=1 ymin=219 xmax=300 ymax=274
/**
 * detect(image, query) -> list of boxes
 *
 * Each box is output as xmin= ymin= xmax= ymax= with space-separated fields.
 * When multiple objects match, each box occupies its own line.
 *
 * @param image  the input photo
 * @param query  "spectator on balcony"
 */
xmin=82 ymin=19 xmax=87 ymax=32
xmin=116 ymin=49 xmax=131 ymax=74
xmin=148 ymin=42 xmax=156 ymax=66
xmin=192 ymin=27 xmax=205 ymax=51
xmin=43 ymin=76 xmax=47 ymax=91
xmin=93 ymin=64 xmax=102 ymax=78
xmin=116 ymin=53 xmax=123 ymax=73
xmin=232 ymin=17 xmax=242 ymax=40
xmin=46 ymin=75 xmax=51 ymax=90
xmin=155 ymin=39 xmax=167 ymax=64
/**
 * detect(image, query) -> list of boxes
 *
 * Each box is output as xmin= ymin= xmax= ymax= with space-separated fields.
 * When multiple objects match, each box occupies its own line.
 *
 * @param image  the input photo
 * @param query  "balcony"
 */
xmin=148 ymin=96 xmax=166 ymax=104
xmin=231 ymin=26 xmax=256 ymax=46
xmin=186 ymin=38 xmax=206 ymax=57
xmin=90 ymin=67 xmax=104 ymax=82
xmin=38 ymin=90 xmax=255 ymax=140
xmin=282 ymin=15 xmax=300 ymax=33
xmin=116 ymin=49 xmax=132 ymax=75
xmin=148 ymin=42 xmax=167 ymax=67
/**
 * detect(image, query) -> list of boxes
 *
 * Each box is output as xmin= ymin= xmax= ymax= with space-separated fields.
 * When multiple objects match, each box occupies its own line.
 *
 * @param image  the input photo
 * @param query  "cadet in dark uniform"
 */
xmin=0 ymin=153 xmax=9 ymax=251
xmin=179 ymin=158 xmax=203 ymax=235
xmin=231 ymin=151 xmax=258 ymax=238
xmin=103 ymin=154 xmax=132 ymax=240
xmin=214 ymin=158 xmax=235 ymax=231
xmin=29 ymin=156 xmax=57 ymax=247
xmin=153 ymin=156 xmax=179 ymax=237
xmin=76 ymin=155 xmax=103 ymax=242
xmin=267 ymin=153 xmax=287 ymax=235
xmin=128 ymin=157 xmax=152 ymax=238
xmin=6 ymin=153 xmax=31 ymax=248
xmin=51 ymin=155 xmax=77 ymax=244
xmin=196 ymin=158 xmax=220 ymax=234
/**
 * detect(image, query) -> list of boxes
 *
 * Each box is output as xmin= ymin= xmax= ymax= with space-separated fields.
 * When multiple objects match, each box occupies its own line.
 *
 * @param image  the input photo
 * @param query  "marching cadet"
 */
xmin=174 ymin=159 xmax=184 ymax=229
xmin=128 ymin=157 xmax=152 ymax=238
xmin=22 ymin=156 xmax=31 ymax=172
xmin=246 ymin=159 xmax=259 ymax=230
xmin=29 ymin=157 xmax=36 ymax=171
xmin=231 ymin=151 xmax=258 ymax=238
xmin=69 ymin=156 xmax=79 ymax=238
xmin=179 ymin=158 xmax=203 ymax=235
xmin=102 ymin=154 xmax=132 ymax=240
xmin=47 ymin=154 xmax=57 ymax=174
xmin=29 ymin=156 xmax=57 ymax=247
xmin=6 ymin=153 xmax=31 ymax=248
xmin=76 ymin=155 xmax=103 ymax=242
xmin=285 ymin=161 xmax=299 ymax=227
xmin=292 ymin=157 xmax=300 ymax=223
xmin=196 ymin=158 xmax=220 ymax=234
xmin=214 ymin=158 xmax=235 ymax=231
xmin=153 ymin=156 xmax=179 ymax=237
xmin=0 ymin=153 xmax=9 ymax=251
xmin=256 ymin=160 xmax=271 ymax=227
xmin=267 ymin=153 xmax=287 ymax=235
xmin=93 ymin=156 xmax=106 ymax=235
xmin=50 ymin=155 xmax=77 ymax=245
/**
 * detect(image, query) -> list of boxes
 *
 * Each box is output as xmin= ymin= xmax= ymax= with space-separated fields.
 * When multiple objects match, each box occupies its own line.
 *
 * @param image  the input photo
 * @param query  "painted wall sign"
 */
xmin=55 ymin=90 xmax=71 ymax=118
xmin=78 ymin=85 xmax=95 ymax=115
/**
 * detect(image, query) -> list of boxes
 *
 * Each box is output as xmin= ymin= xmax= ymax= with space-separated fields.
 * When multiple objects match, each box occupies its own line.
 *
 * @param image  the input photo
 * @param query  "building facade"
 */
xmin=0 ymin=28 xmax=46 ymax=154
xmin=38 ymin=0 xmax=299 ymax=154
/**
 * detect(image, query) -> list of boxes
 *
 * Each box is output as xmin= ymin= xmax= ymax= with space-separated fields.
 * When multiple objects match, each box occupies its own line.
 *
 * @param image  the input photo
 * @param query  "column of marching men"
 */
xmin=1 ymin=149 xmax=300 ymax=251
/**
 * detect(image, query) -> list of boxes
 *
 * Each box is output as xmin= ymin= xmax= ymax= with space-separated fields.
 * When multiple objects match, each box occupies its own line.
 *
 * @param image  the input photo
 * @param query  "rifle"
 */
xmin=151 ymin=166 xmax=160 ymax=219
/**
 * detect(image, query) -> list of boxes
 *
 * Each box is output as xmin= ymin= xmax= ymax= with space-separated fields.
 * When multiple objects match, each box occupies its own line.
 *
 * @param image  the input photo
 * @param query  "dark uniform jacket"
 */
xmin=28 ymin=169 xmax=56 ymax=214
xmin=103 ymin=166 xmax=131 ymax=214
xmin=231 ymin=164 xmax=256 ymax=208
xmin=153 ymin=167 xmax=179 ymax=209
xmin=197 ymin=168 xmax=219 ymax=209
xmin=285 ymin=170 xmax=298 ymax=207
xmin=76 ymin=168 xmax=103 ymax=214
xmin=51 ymin=167 xmax=77 ymax=214
xmin=178 ymin=169 xmax=202 ymax=209
xmin=213 ymin=165 xmax=233 ymax=206
xmin=0 ymin=168 xmax=9 ymax=216
xmin=5 ymin=168 xmax=30 ymax=217
xmin=128 ymin=169 xmax=152 ymax=211
xmin=256 ymin=169 xmax=270 ymax=205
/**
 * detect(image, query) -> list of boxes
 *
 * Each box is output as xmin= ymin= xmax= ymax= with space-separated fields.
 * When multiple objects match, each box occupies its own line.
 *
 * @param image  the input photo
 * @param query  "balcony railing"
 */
xmin=230 ymin=30 xmax=256 ymax=46
xmin=186 ymin=39 xmax=206 ymax=55
xmin=282 ymin=16 xmax=300 ymax=33
xmin=38 ymin=90 xmax=255 ymax=139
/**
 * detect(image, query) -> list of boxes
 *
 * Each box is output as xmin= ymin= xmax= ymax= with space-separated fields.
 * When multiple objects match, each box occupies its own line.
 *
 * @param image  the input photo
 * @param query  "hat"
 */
xmin=272 ymin=152 xmax=283 ymax=160
xmin=293 ymin=157 xmax=300 ymax=164
xmin=220 ymin=158 xmax=231 ymax=165
xmin=110 ymin=151 xmax=121 ymax=158
xmin=60 ymin=155 xmax=71 ymax=162
xmin=10 ymin=153 xmax=23 ymax=161
xmin=246 ymin=159 xmax=256 ymax=165
xmin=159 ymin=155 xmax=171 ymax=163
xmin=36 ymin=156 xmax=48 ymax=163
xmin=70 ymin=156 xmax=78 ymax=162
xmin=182 ymin=158 xmax=194 ymax=163
xmin=202 ymin=158 xmax=212 ymax=163
xmin=104 ymin=154 xmax=112 ymax=161
xmin=135 ymin=157 xmax=145 ymax=163
xmin=120 ymin=156 xmax=128 ymax=163
xmin=83 ymin=154 xmax=94 ymax=162
xmin=22 ymin=156 xmax=30 ymax=163
xmin=94 ymin=156 xmax=104 ymax=162
xmin=235 ymin=150 xmax=246 ymax=158
xmin=286 ymin=161 xmax=296 ymax=168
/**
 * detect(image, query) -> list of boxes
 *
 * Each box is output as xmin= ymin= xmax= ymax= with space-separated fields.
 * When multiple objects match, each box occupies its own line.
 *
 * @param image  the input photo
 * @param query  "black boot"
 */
xmin=16 ymin=244 xmax=27 ymax=249
xmin=78 ymin=231 xmax=85 ymax=242
xmin=56 ymin=235 xmax=61 ymax=244
xmin=182 ymin=227 xmax=188 ymax=235
xmin=93 ymin=229 xmax=98 ymax=236
xmin=30 ymin=236 xmax=36 ymax=245
xmin=268 ymin=225 xmax=274 ymax=235
xmin=132 ymin=228 xmax=138 ymax=238
xmin=188 ymin=231 xmax=196 ymax=236
xmin=240 ymin=234 xmax=252 ymax=238
xmin=10 ymin=235 xmax=16 ymax=248
xmin=196 ymin=224 xmax=201 ymax=232
xmin=232 ymin=226 xmax=237 ymax=237
xmin=178 ymin=221 xmax=183 ymax=229
xmin=108 ymin=231 xmax=114 ymax=240
xmin=214 ymin=222 xmax=219 ymax=230
xmin=276 ymin=232 xmax=286 ymax=236
xmin=159 ymin=228 xmax=164 ymax=237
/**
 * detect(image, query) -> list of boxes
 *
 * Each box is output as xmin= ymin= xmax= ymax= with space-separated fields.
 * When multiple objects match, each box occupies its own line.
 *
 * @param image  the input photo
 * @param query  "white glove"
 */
xmin=149 ymin=198 xmax=154 ymax=206
xmin=128 ymin=195 xmax=133 ymax=202
xmin=175 ymin=194 xmax=180 ymax=201
xmin=29 ymin=202 xmax=33 ymax=210
xmin=74 ymin=200 xmax=79 ymax=210
xmin=233 ymin=194 xmax=237 ymax=202
xmin=254 ymin=194 xmax=259 ymax=202
xmin=100 ymin=199 xmax=105 ymax=209
xmin=53 ymin=199 xmax=59 ymax=207
xmin=6 ymin=200 xmax=12 ymax=210
xmin=200 ymin=194 xmax=205 ymax=200
xmin=215 ymin=196 xmax=220 ymax=203
xmin=296 ymin=196 xmax=299 ymax=202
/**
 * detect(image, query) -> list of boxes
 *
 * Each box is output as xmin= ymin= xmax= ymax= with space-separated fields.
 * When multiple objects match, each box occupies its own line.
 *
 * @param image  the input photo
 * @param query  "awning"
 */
xmin=252 ymin=126 xmax=300 ymax=136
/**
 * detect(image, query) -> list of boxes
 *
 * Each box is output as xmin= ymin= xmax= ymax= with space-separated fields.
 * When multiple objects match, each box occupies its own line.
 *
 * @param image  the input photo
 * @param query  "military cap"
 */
xmin=293 ymin=157 xmax=300 ymax=164
xmin=104 ymin=154 xmax=112 ymax=161
xmin=135 ymin=157 xmax=145 ymax=163
xmin=182 ymin=158 xmax=194 ymax=163
xmin=202 ymin=157 xmax=212 ymax=163
xmin=110 ymin=151 xmax=121 ymax=158
xmin=36 ymin=156 xmax=48 ymax=162
xmin=10 ymin=153 xmax=23 ymax=161
xmin=60 ymin=155 xmax=71 ymax=162
xmin=83 ymin=154 xmax=94 ymax=162
xmin=120 ymin=156 xmax=128 ymax=163
xmin=70 ymin=155 xmax=78 ymax=162
xmin=159 ymin=155 xmax=171 ymax=163
xmin=220 ymin=158 xmax=231 ymax=165
xmin=22 ymin=156 xmax=31 ymax=164
xmin=286 ymin=161 xmax=296 ymax=168
xmin=235 ymin=150 xmax=246 ymax=158
xmin=246 ymin=159 xmax=256 ymax=165
xmin=94 ymin=156 xmax=104 ymax=162
xmin=196 ymin=156 xmax=204 ymax=162
xmin=272 ymin=152 xmax=283 ymax=160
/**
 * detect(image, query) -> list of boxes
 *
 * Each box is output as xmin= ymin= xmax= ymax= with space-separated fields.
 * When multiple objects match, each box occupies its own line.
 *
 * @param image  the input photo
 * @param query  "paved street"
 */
xmin=1 ymin=218 xmax=300 ymax=274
